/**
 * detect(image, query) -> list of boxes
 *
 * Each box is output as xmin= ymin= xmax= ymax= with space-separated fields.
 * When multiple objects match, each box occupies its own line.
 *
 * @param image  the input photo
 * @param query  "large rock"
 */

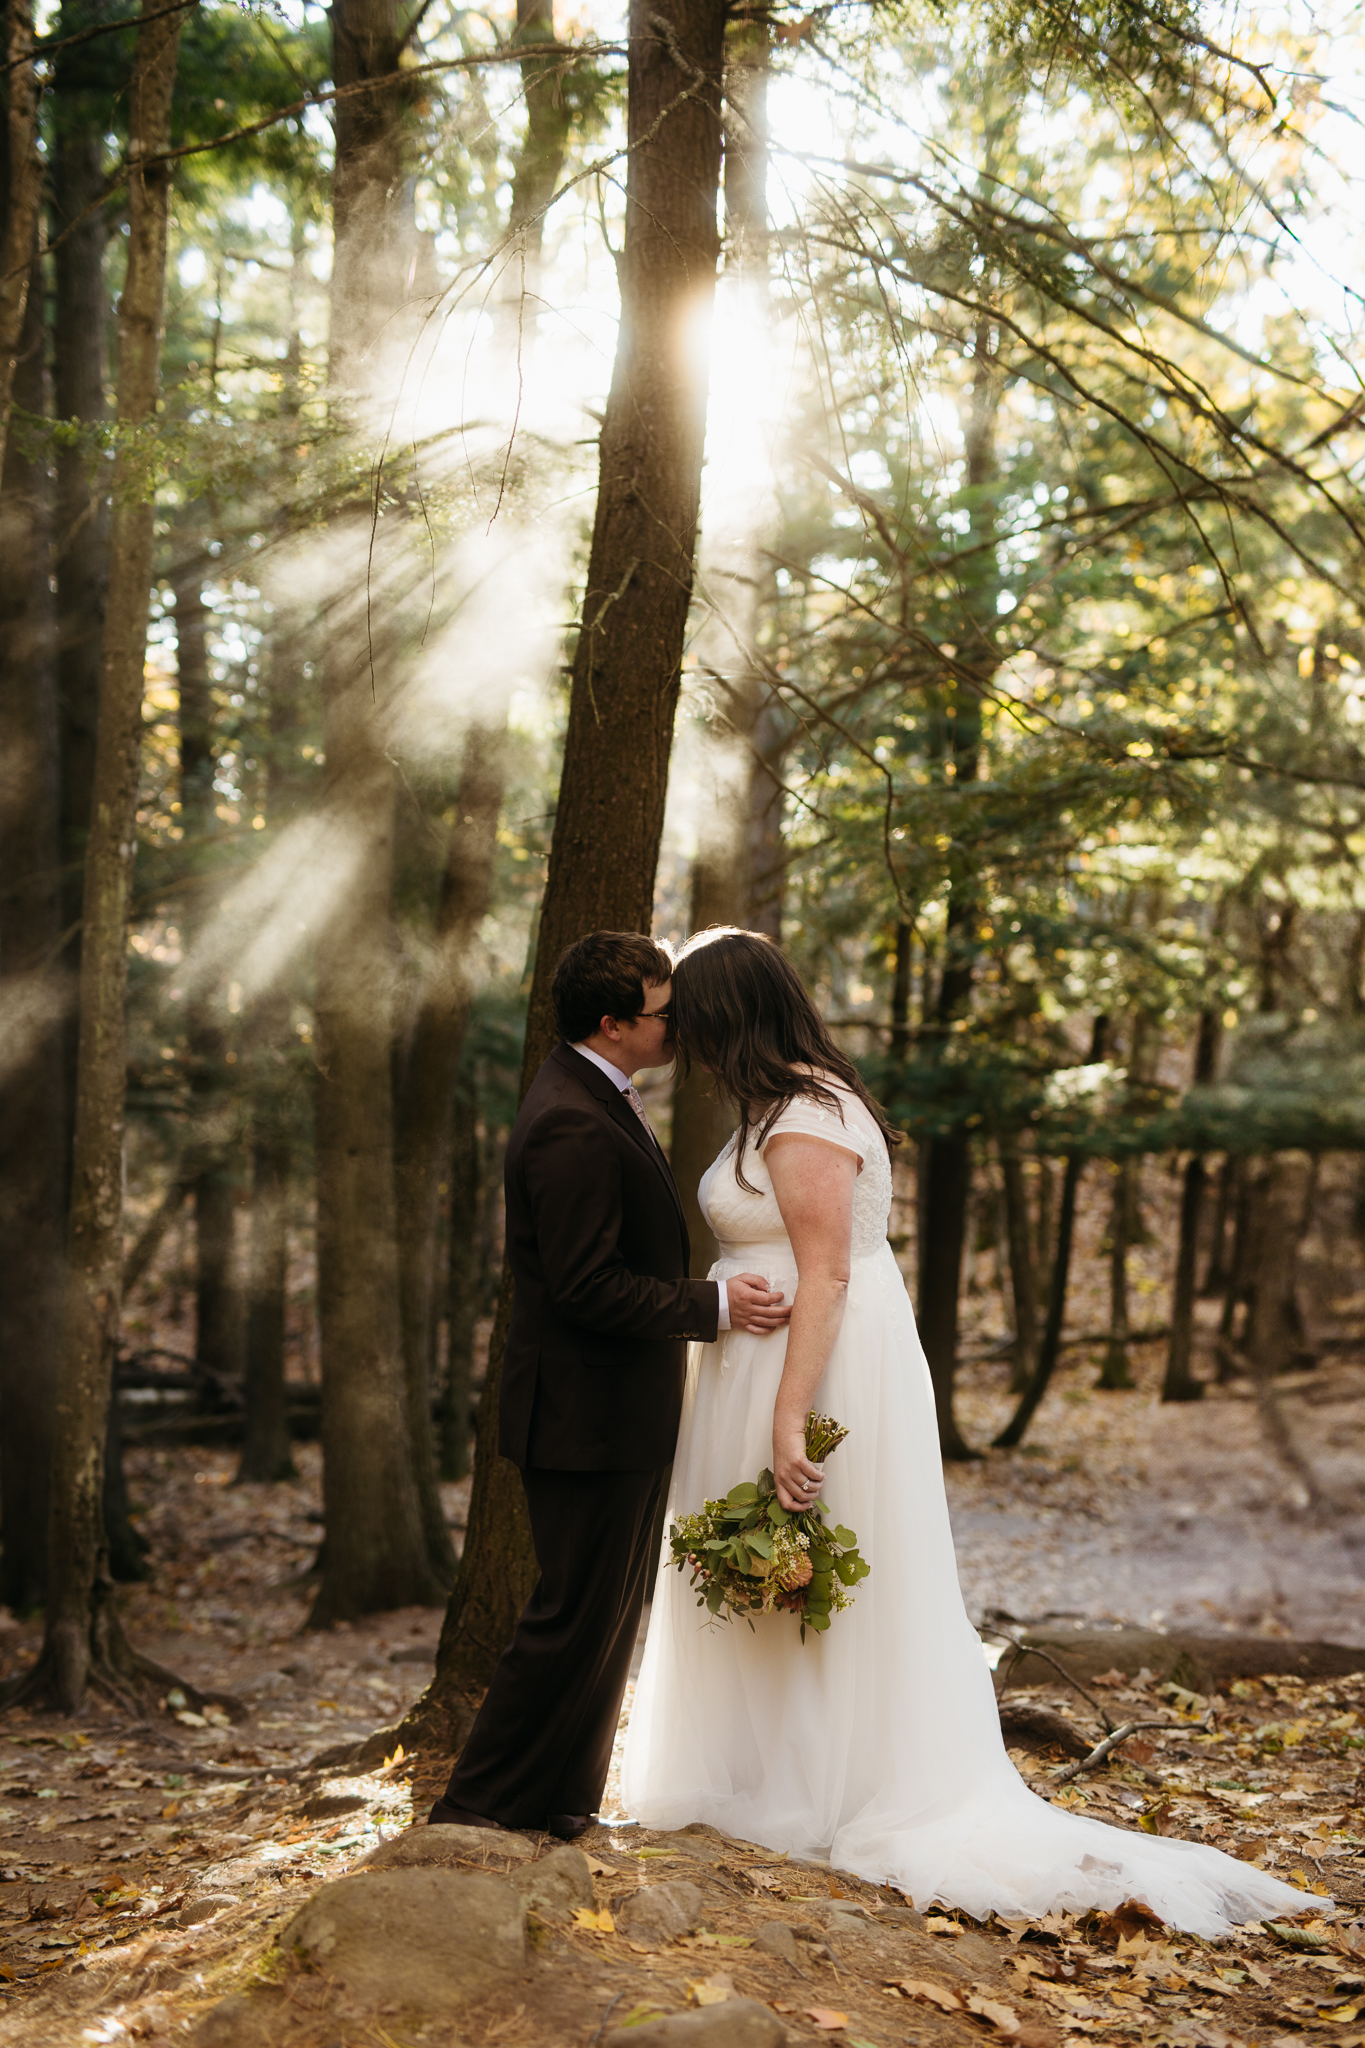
xmin=281 ymin=1868 xmax=526 ymax=2009
xmin=604 ymin=2001 xmax=785 ymax=2048
xmin=750 ymin=1922 xmax=800 ymax=1966
xmin=510 ymin=1844 xmax=595 ymax=1920
xmin=616 ymin=1879 xmax=706 ymax=1949
xmin=365 ymin=1823 xmax=538 ymax=1871
xmin=192 ymin=1992 xmax=282 ymax=2047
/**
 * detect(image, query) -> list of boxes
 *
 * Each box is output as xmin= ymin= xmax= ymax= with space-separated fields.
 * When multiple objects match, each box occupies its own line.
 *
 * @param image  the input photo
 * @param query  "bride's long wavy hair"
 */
xmin=670 ymin=928 xmax=900 ymax=1189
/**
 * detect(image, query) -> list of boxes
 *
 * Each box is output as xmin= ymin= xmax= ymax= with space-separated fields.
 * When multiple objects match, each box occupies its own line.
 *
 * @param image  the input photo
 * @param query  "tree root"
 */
xmin=0 ymin=1576 xmax=245 ymax=1723
xmin=306 ymin=1685 xmax=480 ymax=1778
xmin=1050 ymin=1717 xmax=1180 ymax=1787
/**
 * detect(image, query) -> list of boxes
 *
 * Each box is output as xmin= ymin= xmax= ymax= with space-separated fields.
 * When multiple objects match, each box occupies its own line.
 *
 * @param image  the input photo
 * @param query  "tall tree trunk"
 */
xmin=394 ymin=724 xmax=507 ymax=1584
xmin=236 ymin=992 xmax=297 ymax=1484
xmin=438 ymin=1066 xmax=479 ymax=1483
xmin=1096 ymin=1161 xmax=1135 ymax=1390
xmin=671 ymin=857 xmax=738 ymax=1275
xmin=419 ymin=0 xmax=728 ymax=1720
xmin=994 ymin=1017 xmax=1107 ymax=1451
xmin=51 ymin=3 xmax=112 ymax=1203
xmin=1000 ymin=1143 xmax=1038 ymax=1397
xmin=670 ymin=13 xmax=769 ymax=1267
xmin=176 ymin=556 xmax=243 ymax=1383
xmin=913 ymin=323 xmax=1001 ymax=1463
xmin=0 ymin=227 xmax=62 ymax=1614
xmin=235 ymin=233 xmax=312 ymax=1486
xmin=1163 ymin=1006 xmax=1217 ymax=1402
xmin=309 ymin=0 xmax=443 ymax=1626
xmin=1241 ymin=1152 xmax=1313 ymax=1376
xmin=0 ymin=0 xmax=43 ymax=472
xmin=6 ymin=0 xmax=192 ymax=1712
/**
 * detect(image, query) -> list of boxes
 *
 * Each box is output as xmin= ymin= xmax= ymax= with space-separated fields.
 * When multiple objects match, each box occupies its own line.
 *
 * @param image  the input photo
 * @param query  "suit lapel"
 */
xmin=554 ymin=1044 xmax=689 ymax=1234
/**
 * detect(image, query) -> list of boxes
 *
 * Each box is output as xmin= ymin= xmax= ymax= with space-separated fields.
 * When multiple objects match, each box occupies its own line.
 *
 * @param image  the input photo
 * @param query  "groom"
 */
xmin=430 ymin=930 xmax=788 ymax=1840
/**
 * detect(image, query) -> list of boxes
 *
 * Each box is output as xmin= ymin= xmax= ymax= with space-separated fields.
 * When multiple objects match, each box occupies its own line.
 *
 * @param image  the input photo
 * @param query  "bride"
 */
xmin=621 ymin=928 xmax=1317 ymax=1937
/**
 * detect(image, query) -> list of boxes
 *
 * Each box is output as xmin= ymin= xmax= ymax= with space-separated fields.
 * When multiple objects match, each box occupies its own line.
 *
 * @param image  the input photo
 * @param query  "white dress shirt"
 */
xmin=569 ymin=1041 xmax=730 ymax=1331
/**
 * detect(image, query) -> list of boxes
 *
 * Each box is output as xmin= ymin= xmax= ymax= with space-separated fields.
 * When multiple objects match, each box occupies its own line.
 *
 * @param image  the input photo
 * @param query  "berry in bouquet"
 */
xmin=668 ymin=1412 xmax=869 ymax=1639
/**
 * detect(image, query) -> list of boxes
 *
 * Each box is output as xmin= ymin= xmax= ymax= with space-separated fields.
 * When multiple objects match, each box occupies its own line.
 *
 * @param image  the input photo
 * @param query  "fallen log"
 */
xmin=994 ymin=1625 xmax=1365 ymax=1694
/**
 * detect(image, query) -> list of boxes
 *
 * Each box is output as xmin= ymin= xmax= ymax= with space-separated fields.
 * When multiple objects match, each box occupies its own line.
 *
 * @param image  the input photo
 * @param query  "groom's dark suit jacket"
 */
xmin=499 ymin=1042 xmax=721 ymax=1471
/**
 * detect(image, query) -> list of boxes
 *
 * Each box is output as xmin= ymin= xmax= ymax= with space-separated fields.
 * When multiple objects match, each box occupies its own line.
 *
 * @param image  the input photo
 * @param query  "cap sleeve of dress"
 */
xmin=757 ymin=1089 xmax=868 ymax=1167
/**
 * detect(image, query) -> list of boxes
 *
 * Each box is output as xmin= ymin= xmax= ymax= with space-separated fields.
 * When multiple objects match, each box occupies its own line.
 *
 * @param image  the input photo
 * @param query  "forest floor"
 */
xmin=3 ymin=1153 xmax=1364 ymax=2044
xmin=2 ymin=1339 xmax=1364 ymax=2048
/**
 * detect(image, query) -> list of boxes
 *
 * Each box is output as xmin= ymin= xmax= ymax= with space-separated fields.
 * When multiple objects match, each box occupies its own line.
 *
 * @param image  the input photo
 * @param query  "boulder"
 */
xmin=281 ymin=1868 xmax=525 ymax=2009
xmin=603 ymin=2001 xmax=785 ymax=2048
xmin=303 ymin=1791 xmax=367 ymax=1820
xmin=750 ymin=1921 xmax=800 ymax=1966
xmin=616 ymin=1879 xmax=706 ymax=1949
xmin=365 ymin=1823 xmax=537 ymax=1871
xmin=510 ymin=1844 xmax=595 ymax=1920
xmin=176 ymin=1893 xmax=237 ymax=1928
xmin=876 ymin=1904 xmax=925 ymax=1931
xmin=191 ymin=1992 xmax=281 ymax=2047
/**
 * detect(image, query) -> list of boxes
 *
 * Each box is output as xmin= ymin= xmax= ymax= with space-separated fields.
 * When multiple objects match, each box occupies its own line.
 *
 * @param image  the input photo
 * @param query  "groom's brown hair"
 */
xmin=552 ymin=931 xmax=673 ymax=1044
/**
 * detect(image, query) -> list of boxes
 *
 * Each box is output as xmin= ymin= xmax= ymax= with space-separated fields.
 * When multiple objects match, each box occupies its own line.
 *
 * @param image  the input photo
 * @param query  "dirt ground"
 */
xmin=3 ymin=1343 xmax=1364 ymax=2047
xmin=3 ymin=1150 xmax=1364 ymax=2043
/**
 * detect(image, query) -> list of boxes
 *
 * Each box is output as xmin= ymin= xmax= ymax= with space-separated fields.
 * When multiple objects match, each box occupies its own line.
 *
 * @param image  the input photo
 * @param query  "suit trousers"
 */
xmin=441 ymin=1463 xmax=666 ymax=1827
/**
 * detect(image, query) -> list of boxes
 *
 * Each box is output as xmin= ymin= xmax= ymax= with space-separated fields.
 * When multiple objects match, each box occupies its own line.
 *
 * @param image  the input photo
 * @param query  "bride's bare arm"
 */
xmin=765 ymin=1133 xmax=858 ymax=1511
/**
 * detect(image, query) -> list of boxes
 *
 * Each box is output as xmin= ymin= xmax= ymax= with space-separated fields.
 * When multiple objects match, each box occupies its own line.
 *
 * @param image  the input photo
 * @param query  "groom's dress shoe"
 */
xmin=545 ymin=1812 xmax=594 ymax=1841
xmin=428 ymin=1796 xmax=504 ymax=1830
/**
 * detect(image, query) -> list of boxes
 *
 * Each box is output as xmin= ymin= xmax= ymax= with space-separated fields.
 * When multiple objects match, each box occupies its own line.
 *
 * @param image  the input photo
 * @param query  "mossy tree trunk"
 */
xmin=309 ymin=0 xmax=444 ymax=1625
xmin=416 ymin=0 xmax=729 ymax=1729
xmin=3 ymin=0 xmax=216 ymax=1715
xmin=0 ymin=224 xmax=61 ymax=1615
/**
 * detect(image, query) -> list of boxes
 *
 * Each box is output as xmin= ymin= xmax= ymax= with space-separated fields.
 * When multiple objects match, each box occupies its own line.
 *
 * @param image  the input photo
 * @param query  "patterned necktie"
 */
xmin=624 ymin=1083 xmax=660 ymax=1148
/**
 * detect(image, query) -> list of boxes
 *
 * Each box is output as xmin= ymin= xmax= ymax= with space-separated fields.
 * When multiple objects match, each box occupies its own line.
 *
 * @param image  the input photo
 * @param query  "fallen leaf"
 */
xmin=571 ymin=1907 xmax=615 ymax=1935
xmin=689 ymin=1974 xmax=735 ymax=2006
xmin=381 ymin=1744 xmax=405 ymax=1768
xmin=1320 ymin=2003 xmax=1362 ymax=2024
xmin=174 ymin=1710 xmax=207 ymax=1729
xmin=585 ymin=1855 xmax=617 ymax=1876
xmin=889 ymin=1977 xmax=965 ymax=2013
xmin=968 ymin=1991 xmax=1022 ymax=2034
xmin=747 ymin=1867 xmax=786 ymax=1893
xmin=1268 ymin=1920 xmax=1334 ymax=1951
xmin=635 ymin=1847 xmax=678 ymax=1860
xmin=613 ymin=2004 xmax=665 ymax=2029
xmin=1091 ymin=1899 xmax=1166 ymax=1946
xmin=1092 ymin=1669 xmax=1130 ymax=1688
xmin=926 ymin=1914 xmax=963 ymax=1936
xmin=805 ymin=2010 xmax=850 ymax=2031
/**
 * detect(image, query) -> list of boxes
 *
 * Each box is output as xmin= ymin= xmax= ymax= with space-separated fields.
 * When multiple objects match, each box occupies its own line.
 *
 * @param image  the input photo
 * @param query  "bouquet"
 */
xmin=668 ymin=1412 xmax=870 ymax=1640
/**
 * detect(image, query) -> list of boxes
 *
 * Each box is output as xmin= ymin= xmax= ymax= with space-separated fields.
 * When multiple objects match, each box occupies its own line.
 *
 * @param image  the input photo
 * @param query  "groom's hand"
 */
xmin=726 ymin=1274 xmax=791 ymax=1334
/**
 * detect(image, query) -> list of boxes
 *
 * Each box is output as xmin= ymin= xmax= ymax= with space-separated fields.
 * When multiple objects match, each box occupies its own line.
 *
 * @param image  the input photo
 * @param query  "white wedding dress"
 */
xmin=621 ymin=1080 xmax=1316 ymax=1936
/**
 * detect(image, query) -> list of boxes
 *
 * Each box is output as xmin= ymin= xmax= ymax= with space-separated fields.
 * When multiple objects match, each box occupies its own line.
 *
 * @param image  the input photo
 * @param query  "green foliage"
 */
xmin=668 ymin=1414 xmax=869 ymax=1641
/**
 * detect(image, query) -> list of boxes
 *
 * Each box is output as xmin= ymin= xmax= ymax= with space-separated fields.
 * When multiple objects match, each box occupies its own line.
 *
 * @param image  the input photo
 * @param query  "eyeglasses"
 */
xmin=632 ymin=1004 xmax=672 ymax=1023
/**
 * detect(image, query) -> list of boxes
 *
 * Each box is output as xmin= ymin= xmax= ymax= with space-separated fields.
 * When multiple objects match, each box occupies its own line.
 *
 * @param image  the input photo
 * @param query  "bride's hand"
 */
xmin=726 ymin=1274 xmax=792 ymax=1334
xmin=772 ymin=1423 xmax=824 ymax=1513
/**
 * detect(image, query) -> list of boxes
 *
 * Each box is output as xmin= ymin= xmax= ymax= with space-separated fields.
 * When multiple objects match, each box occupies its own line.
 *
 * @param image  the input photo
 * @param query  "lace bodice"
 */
xmin=698 ymin=1078 xmax=893 ymax=1262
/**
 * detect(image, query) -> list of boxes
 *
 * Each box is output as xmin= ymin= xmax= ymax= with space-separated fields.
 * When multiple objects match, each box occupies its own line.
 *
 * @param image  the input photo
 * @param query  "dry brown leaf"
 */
xmin=805 ymin=2010 xmax=850 ymax=2031
xmin=1091 ymin=1898 xmax=1167 ymax=1945
xmin=688 ymin=1974 xmax=735 ymax=2007
xmin=889 ymin=1977 xmax=965 ymax=2012
xmin=967 ymin=1990 xmax=1022 ymax=2034
xmin=571 ymin=1907 xmax=615 ymax=1936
